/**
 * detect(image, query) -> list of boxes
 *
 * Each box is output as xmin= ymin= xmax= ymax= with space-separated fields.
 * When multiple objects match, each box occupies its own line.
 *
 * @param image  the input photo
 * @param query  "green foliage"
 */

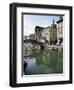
xmin=25 ymin=48 xmax=63 ymax=74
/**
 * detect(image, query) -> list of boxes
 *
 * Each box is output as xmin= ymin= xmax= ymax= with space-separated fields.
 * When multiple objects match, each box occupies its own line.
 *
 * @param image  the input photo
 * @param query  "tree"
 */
xmin=24 ymin=35 xmax=28 ymax=40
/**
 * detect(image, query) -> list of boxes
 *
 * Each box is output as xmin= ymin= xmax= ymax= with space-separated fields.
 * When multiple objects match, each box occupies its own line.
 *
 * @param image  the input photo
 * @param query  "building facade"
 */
xmin=50 ymin=21 xmax=57 ymax=45
xmin=41 ymin=26 xmax=50 ymax=42
xmin=24 ymin=35 xmax=28 ymax=40
xmin=29 ymin=34 xmax=35 ymax=40
xmin=35 ymin=26 xmax=44 ymax=41
xmin=35 ymin=20 xmax=57 ymax=45
xmin=56 ymin=17 xmax=63 ymax=45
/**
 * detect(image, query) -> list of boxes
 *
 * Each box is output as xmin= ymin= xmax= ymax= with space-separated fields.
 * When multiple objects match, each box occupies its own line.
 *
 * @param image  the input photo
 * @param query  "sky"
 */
xmin=23 ymin=14 xmax=61 ymax=36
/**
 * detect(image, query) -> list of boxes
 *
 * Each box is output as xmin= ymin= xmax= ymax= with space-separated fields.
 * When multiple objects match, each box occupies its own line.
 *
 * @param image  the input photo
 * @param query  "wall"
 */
xmin=0 ymin=0 xmax=74 ymax=89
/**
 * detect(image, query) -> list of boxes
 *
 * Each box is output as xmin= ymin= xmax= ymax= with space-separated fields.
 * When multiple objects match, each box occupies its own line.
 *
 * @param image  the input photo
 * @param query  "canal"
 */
xmin=23 ymin=48 xmax=63 ymax=75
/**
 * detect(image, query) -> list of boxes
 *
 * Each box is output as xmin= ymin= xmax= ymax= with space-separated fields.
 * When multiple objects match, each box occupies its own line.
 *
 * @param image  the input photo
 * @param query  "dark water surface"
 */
xmin=23 ymin=49 xmax=63 ymax=75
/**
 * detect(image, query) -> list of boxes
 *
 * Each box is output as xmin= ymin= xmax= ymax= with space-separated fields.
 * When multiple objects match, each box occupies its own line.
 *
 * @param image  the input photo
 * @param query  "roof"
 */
xmin=56 ymin=19 xmax=63 ymax=23
xmin=35 ymin=26 xmax=44 ymax=31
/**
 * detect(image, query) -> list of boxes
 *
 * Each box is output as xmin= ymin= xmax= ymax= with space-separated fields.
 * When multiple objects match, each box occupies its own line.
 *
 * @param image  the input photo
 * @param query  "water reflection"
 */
xmin=23 ymin=49 xmax=63 ymax=75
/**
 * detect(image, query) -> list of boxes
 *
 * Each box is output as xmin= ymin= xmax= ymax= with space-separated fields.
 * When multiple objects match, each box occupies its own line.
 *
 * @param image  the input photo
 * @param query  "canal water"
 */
xmin=23 ymin=49 xmax=63 ymax=75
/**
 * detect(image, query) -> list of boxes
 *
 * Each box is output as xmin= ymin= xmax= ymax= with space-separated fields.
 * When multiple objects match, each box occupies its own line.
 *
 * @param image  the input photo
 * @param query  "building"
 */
xmin=29 ymin=34 xmax=35 ymax=40
xmin=35 ymin=26 xmax=44 ymax=40
xmin=50 ymin=20 xmax=57 ymax=45
xmin=35 ymin=20 xmax=57 ymax=45
xmin=41 ymin=26 xmax=50 ymax=42
xmin=24 ymin=35 xmax=28 ymax=40
xmin=56 ymin=17 xmax=63 ymax=45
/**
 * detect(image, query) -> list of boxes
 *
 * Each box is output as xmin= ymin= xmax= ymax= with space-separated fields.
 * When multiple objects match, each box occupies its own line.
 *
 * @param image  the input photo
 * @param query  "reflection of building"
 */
xmin=35 ymin=20 xmax=57 ymax=45
xmin=56 ymin=17 xmax=63 ymax=44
